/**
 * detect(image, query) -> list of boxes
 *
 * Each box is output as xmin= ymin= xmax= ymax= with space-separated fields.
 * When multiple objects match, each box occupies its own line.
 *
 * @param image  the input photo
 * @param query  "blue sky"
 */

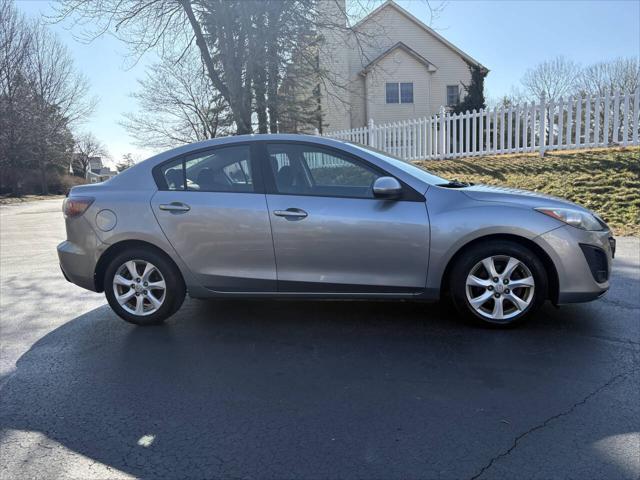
xmin=16 ymin=0 xmax=640 ymax=162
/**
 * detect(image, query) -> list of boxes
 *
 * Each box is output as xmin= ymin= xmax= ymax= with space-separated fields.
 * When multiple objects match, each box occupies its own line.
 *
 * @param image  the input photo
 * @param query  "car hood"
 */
xmin=461 ymin=184 xmax=589 ymax=211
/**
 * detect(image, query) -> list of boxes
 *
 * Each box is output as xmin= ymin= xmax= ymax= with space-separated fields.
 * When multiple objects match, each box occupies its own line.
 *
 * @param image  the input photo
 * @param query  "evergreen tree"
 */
xmin=453 ymin=65 xmax=487 ymax=114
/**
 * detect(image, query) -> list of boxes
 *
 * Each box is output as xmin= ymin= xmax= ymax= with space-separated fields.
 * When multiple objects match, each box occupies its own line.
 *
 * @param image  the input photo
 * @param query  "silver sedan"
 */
xmin=58 ymin=135 xmax=615 ymax=327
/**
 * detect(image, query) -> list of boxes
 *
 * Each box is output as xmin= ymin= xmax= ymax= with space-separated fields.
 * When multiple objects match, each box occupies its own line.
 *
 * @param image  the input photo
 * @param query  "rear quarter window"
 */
xmin=159 ymin=158 xmax=185 ymax=190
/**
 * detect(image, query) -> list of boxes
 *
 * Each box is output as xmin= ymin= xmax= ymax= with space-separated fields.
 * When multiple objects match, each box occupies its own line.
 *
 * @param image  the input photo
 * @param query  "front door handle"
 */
xmin=159 ymin=202 xmax=190 ymax=213
xmin=273 ymin=208 xmax=308 ymax=219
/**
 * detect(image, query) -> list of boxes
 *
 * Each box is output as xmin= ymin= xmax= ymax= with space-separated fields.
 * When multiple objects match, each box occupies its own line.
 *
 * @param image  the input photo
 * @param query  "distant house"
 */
xmin=318 ymin=0 xmax=488 ymax=131
xmin=86 ymin=157 xmax=117 ymax=183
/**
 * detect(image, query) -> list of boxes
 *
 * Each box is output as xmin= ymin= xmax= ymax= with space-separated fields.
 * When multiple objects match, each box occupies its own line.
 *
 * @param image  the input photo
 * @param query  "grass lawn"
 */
xmin=416 ymin=146 xmax=640 ymax=236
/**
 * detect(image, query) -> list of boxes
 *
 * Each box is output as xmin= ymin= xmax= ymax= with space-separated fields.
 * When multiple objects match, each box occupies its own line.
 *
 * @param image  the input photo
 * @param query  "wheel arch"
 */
xmin=94 ymin=239 xmax=184 ymax=293
xmin=439 ymin=233 xmax=560 ymax=303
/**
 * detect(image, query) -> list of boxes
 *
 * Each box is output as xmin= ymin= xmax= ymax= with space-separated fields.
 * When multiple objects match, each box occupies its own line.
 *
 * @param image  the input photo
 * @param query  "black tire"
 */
xmin=449 ymin=241 xmax=547 ymax=327
xmin=104 ymin=247 xmax=186 ymax=325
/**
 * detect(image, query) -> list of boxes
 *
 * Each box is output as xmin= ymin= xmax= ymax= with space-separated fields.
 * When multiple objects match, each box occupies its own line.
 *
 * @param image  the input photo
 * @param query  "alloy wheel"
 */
xmin=112 ymin=259 xmax=166 ymax=316
xmin=465 ymin=255 xmax=535 ymax=322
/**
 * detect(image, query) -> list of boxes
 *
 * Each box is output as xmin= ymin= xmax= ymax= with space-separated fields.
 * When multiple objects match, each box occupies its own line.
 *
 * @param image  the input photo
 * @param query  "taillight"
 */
xmin=63 ymin=196 xmax=94 ymax=218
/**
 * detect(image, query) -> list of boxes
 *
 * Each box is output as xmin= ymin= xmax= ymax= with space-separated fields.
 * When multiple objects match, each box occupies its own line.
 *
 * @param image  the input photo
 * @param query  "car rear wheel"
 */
xmin=449 ymin=241 xmax=547 ymax=327
xmin=104 ymin=248 xmax=185 ymax=325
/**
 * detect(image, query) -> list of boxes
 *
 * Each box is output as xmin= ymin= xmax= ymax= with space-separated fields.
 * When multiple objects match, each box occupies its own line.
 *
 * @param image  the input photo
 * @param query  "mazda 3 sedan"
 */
xmin=58 ymin=135 xmax=615 ymax=327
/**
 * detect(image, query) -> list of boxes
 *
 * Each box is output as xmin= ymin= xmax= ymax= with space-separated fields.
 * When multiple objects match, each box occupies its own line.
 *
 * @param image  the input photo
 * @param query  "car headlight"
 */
xmin=535 ymin=207 xmax=605 ymax=231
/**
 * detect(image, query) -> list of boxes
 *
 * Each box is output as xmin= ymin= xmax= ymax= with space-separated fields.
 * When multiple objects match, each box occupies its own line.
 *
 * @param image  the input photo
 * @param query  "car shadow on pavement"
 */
xmin=0 ymin=297 xmax=637 ymax=479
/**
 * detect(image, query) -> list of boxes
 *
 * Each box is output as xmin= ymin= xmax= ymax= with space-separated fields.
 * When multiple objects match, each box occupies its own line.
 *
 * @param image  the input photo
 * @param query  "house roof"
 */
xmin=360 ymin=41 xmax=437 ymax=76
xmin=88 ymin=157 xmax=103 ymax=169
xmin=353 ymin=0 xmax=488 ymax=71
xmin=87 ymin=168 xmax=116 ymax=178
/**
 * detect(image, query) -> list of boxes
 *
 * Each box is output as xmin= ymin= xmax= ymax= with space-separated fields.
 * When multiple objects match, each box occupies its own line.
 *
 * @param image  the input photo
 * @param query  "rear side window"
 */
xmin=157 ymin=145 xmax=253 ymax=193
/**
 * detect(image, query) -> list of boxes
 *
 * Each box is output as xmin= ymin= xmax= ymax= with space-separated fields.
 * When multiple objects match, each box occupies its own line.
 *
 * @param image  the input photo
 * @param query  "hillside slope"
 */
xmin=416 ymin=147 xmax=640 ymax=236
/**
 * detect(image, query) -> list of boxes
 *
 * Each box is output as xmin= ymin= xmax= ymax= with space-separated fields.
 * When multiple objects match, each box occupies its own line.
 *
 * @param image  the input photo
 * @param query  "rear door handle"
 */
xmin=273 ymin=208 xmax=308 ymax=219
xmin=159 ymin=202 xmax=190 ymax=213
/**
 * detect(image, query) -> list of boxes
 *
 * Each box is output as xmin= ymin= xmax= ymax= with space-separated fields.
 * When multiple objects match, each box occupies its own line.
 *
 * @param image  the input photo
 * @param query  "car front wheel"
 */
xmin=449 ymin=241 xmax=547 ymax=327
xmin=104 ymin=248 xmax=185 ymax=325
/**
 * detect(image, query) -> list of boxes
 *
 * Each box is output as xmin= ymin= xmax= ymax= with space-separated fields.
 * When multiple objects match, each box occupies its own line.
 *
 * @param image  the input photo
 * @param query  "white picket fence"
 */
xmin=323 ymin=90 xmax=640 ymax=160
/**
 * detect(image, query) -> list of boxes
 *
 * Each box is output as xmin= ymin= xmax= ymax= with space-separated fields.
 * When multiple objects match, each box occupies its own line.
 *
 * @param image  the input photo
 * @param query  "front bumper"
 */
xmin=534 ymin=225 xmax=614 ymax=304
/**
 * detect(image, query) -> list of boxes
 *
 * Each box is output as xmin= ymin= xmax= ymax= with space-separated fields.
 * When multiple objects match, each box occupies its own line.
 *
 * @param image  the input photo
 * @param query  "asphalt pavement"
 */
xmin=1 ymin=198 xmax=638 ymax=479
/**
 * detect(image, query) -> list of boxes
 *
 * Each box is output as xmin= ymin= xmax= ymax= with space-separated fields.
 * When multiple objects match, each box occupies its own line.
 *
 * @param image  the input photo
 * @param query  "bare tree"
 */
xmin=27 ymin=22 xmax=96 ymax=193
xmin=1 ymin=1 xmax=96 ymax=195
xmin=0 ymin=0 xmax=30 ymax=97
xmin=521 ymin=56 xmax=581 ymax=102
xmin=122 ymin=50 xmax=232 ymax=149
xmin=52 ymin=0 xmax=383 ymax=135
xmin=579 ymin=57 xmax=640 ymax=96
xmin=0 ymin=0 xmax=33 ymax=194
xmin=53 ymin=0 xmax=266 ymax=133
xmin=74 ymin=132 xmax=108 ymax=176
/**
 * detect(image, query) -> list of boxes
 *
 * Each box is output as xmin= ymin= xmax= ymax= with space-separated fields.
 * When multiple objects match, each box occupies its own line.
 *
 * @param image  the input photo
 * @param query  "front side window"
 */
xmin=158 ymin=145 xmax=253 ymax=192
xmin=447 ymin=85 xmax=460 ymax=106
xmin=349 ymin=143 xmax=449 ymax=186
xmin=267 ymin=143 xmax=380 ymax=199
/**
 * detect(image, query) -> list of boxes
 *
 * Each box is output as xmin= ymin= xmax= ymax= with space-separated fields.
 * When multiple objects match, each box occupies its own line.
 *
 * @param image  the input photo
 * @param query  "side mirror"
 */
xmin=373 ymin=176 xmax=402 ymax=199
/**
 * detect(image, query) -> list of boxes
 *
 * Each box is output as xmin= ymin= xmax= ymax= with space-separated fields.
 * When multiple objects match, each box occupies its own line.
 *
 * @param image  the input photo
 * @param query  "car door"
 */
xmin=262 ymin=142 xmax=429 ymax=294
xmin=150 ymin=144 xmax=276 ymax=292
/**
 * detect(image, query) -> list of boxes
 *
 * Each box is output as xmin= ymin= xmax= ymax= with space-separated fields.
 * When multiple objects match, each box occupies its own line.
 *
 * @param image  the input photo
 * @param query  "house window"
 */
xmin=447 ymin=85 xmax=460 ymax=106
xmin=400 ymin=83 xmax=413 ymax=103
xmin=386 ymin=82 xmax=414 ymax=104
xmin=386 ymin=83 xmax=399 ymax=103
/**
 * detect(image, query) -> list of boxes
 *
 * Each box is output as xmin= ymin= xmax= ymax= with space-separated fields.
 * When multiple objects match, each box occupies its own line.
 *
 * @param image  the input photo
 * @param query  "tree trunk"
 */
xmin=234 ymin=107 xmax=253 ymax=134
xmin=13 ymin=179 xmax=22 ymax=197
xmin=39 ymin=157 xmax=48 ymax=195
xmin=8 ymin=163 xmax=22 ymax=197
xmin=266 ymin=43 xmax=279 ymax=133
xmin=255 ymin=89 xmax=268 ymax=133
xmin=181 ymin=0 xmax=250 ymax=132
xmin=251 ymin=9 xmax=268 ymax=134
xmin=242 ymin=81 xmax=253 ymax=134
xmin=265 ymin=4 xmax=281 ymax=134
xmin=254 ymin=64 xmax=268 ymax=133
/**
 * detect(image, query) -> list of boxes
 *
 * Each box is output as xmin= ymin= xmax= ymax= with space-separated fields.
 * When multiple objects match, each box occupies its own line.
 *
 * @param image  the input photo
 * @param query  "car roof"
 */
xmin=105 ymin=134 xmax=433 ymax=194
xmin=150 ymin=134 xmax=350 ymax=163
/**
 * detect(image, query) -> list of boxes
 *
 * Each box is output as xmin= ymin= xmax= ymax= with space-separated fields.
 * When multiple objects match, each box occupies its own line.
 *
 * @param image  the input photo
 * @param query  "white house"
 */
xmin=86 ymin=157 xmax=117 ymax=183
xmin=318 ymin=0 xmax=488 ymax=132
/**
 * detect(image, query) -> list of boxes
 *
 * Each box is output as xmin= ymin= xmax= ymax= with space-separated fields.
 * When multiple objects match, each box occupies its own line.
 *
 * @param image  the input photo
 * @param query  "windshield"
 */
xmin=348 ymin=143 xmax=449 ymax=186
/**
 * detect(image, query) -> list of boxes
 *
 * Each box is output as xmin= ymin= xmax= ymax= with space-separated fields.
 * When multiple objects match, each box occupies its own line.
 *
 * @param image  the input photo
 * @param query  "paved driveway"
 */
xmin=1 ymin=198 xmax=638 ymax=480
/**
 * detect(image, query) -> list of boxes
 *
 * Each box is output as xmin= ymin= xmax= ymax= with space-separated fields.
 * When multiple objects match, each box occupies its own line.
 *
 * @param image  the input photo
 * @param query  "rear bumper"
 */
xmin=558 ymin=289 xmax=609 ymax=304
xmin=534 ymin=226 xmax=614 ymax=305
xmin=57 ymin=216 xmax=106 ymax=292
xmin=58 ymin=240 xmax=99 ymax=291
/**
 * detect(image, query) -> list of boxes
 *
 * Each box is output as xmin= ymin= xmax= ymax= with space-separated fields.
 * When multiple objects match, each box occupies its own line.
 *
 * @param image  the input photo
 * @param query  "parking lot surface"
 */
xmin=1 ymin=199 xmax=638 ymax=479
